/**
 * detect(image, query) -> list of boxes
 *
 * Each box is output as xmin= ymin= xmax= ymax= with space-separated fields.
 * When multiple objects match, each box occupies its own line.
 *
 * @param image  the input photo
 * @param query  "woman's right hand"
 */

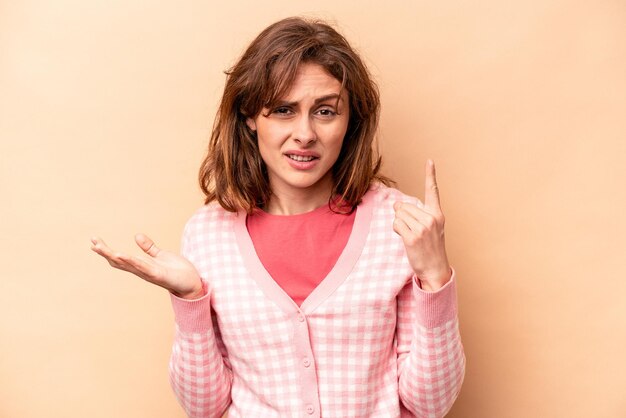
xmin=90 ymin=233 xmax=205 ymax=299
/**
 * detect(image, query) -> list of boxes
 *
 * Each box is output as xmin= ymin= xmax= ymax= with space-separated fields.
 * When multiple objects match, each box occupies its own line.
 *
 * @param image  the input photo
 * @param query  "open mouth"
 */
xmin=286 ymin=154 xmax=318 ymax=162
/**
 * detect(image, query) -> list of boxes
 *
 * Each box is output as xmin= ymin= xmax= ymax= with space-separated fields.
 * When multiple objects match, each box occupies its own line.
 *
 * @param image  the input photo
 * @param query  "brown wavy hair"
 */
xmin=199 ymin=16 xmax=392 ymax=214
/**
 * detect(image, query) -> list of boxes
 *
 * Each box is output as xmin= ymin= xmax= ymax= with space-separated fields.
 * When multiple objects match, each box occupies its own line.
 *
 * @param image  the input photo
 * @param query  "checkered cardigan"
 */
xmin=168 ymin=184 xmax=465 ymax=417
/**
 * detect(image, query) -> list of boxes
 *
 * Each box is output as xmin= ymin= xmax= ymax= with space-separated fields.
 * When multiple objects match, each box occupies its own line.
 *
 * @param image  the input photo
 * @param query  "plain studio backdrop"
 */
xmin=1 ymin=1 xmax=625 ymax=417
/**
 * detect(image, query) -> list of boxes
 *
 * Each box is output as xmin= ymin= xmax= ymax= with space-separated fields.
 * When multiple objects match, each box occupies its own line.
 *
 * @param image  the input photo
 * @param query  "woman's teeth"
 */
xmin=287 ymin=154 xmax=316 ymax=162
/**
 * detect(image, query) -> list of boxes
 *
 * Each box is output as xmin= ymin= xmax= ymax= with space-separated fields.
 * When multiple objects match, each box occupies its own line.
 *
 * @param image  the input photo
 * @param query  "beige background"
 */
xmin=1 ymin=1 xmax=625 ymax=417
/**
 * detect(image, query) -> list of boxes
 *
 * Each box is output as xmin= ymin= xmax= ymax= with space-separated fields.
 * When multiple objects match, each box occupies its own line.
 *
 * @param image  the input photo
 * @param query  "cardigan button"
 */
xmin=303 ymin=358 xmax=311 ymax=367
xmin=297 ymin=313 xmax=305 ymax=322
xmin=306 ymin=404 xmax=315 ymax=414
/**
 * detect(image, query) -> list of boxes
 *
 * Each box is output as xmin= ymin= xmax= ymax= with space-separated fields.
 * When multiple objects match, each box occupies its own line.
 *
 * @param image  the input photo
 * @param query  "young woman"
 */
xmin=91 ymin=17 xmax=465 ymax=418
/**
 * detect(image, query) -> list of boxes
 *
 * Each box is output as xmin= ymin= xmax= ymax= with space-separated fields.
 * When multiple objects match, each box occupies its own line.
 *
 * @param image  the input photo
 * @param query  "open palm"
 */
xmin=90 ymin=233 xmax=204 ymax=299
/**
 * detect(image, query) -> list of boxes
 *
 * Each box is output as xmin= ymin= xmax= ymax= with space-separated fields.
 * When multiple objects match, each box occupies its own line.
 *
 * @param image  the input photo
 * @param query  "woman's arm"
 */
xmin=396 ymin=273 xmax=465 ymax=417
xmin=392 ymin=161 xmax=465 ymax=416
xmin=167 ymin=220 xmax=233 ymax=418
xmin=168 ymin=283 xmax=233 ymax=418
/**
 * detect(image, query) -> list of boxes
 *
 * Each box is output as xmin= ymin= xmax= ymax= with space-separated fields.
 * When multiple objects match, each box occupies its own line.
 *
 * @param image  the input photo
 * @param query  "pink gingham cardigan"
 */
xmin=168 ymin=184 xmax=465 ymax=417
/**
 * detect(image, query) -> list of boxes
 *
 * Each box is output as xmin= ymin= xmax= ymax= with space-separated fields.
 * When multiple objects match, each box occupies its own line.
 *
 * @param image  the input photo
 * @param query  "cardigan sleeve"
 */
xmin=167 ymin=220 xmax=233 ymax=418
xmin=396 ymin=268 xmax=466 ymax=417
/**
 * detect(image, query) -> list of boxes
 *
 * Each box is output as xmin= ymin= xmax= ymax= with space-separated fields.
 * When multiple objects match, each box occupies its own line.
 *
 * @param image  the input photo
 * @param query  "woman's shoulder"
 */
xmin=183 ymin=201 xmax=240 ymax=234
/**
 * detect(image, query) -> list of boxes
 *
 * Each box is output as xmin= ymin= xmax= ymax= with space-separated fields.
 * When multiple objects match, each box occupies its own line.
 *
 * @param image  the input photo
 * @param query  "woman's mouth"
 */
xmin=284 ymin=153 xmax=320 ymax=170
xmin=286 ymin=154 xmax=318 ymax=162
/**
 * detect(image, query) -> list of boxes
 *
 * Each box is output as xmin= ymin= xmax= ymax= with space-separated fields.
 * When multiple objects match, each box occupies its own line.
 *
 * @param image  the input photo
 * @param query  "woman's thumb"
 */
xmin=135 ymin=233 xmax=160 ymax=257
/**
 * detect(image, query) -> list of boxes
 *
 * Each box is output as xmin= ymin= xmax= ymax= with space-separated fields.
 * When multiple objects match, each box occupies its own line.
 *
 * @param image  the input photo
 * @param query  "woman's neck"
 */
xmin=265 ymin=178 xmax=333 ymax=215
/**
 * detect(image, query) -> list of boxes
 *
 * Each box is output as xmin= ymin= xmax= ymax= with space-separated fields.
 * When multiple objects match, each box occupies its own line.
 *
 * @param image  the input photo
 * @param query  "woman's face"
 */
xmin=247 ymin=63 xmax=349 ymax=202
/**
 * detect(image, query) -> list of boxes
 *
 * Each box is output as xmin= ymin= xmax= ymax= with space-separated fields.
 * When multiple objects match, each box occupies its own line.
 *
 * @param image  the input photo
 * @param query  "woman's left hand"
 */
xmin=393 ymin=159 xmax=451 ymax=291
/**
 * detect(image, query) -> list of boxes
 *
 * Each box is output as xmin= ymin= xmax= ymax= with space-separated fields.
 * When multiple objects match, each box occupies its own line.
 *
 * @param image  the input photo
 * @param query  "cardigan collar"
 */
xmin=233 ymin=187 xmax=376 ymax=315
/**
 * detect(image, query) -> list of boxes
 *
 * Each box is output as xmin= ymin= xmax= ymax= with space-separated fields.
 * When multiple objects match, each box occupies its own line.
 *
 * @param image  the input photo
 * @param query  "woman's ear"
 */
xmin=246 ymin=118 xmax=257 ymax=131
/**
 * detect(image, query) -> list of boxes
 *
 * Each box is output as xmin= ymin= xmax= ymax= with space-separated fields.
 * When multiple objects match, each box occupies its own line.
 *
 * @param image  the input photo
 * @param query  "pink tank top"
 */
xmin=246 ymin=203 xmax=356 ymax=306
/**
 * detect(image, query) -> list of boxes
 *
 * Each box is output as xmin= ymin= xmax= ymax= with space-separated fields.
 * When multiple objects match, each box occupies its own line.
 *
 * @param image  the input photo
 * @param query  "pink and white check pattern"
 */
xmin=168 ymin=185 xmax=465 ymax=417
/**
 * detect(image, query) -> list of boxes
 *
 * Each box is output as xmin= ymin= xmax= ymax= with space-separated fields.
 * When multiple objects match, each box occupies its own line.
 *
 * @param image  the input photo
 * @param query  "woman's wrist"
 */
xmin=172 ymin=280 xmax=206 ymax=300
xmin=417 ymin=267 xmax=452 ymax=292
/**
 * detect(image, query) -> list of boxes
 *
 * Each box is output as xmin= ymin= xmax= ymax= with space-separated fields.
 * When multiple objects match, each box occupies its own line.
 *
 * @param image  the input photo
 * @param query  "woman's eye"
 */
xmin=317 ymin=108 xmax=336 ymax=117
xmin=272 ymin=107 xmax=293 ymax=116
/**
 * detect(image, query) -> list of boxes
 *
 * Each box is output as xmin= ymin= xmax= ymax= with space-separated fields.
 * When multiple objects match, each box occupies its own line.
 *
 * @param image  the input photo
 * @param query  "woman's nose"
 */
xmin=293 ymin=115 xmax=316 ymax=145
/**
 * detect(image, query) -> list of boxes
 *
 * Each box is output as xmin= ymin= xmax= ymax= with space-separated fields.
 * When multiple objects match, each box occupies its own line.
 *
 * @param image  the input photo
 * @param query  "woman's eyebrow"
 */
xmin=314 ymin=93 xmax=342 ymax=104
xmin=274 ymin=93 xmax=343 ymax=107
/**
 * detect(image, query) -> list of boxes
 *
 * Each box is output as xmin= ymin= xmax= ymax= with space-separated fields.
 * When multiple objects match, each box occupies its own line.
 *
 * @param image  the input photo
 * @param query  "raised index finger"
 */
xmin=424 ymin=159 xmax=442 ymax=212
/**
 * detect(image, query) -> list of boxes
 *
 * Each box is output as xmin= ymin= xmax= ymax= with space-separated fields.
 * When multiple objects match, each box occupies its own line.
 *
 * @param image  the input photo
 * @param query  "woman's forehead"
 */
xmin=280 ymin=64 xmax=343 ymax=97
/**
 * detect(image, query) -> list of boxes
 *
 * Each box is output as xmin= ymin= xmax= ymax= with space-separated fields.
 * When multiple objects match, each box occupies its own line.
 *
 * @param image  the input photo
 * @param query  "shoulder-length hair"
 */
xmin=199 ymin=16 xmax=391 ymax=214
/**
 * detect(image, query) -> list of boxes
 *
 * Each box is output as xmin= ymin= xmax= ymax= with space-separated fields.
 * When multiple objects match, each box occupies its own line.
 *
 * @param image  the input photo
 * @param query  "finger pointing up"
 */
xmin=424 ymin=159 xmax=442 ymax=212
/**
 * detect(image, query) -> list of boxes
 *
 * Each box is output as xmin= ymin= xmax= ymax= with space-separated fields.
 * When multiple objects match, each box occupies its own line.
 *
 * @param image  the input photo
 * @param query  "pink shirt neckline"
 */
xmin=252 ymin=195 xmax=354 ymax=219
xmin=246 ymin=200 xmax=356 ymax=307
xmin=250 ymin=200 xmax=333 ymax=219
xmin=234 ymin=189 xmax=376 ymax=315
